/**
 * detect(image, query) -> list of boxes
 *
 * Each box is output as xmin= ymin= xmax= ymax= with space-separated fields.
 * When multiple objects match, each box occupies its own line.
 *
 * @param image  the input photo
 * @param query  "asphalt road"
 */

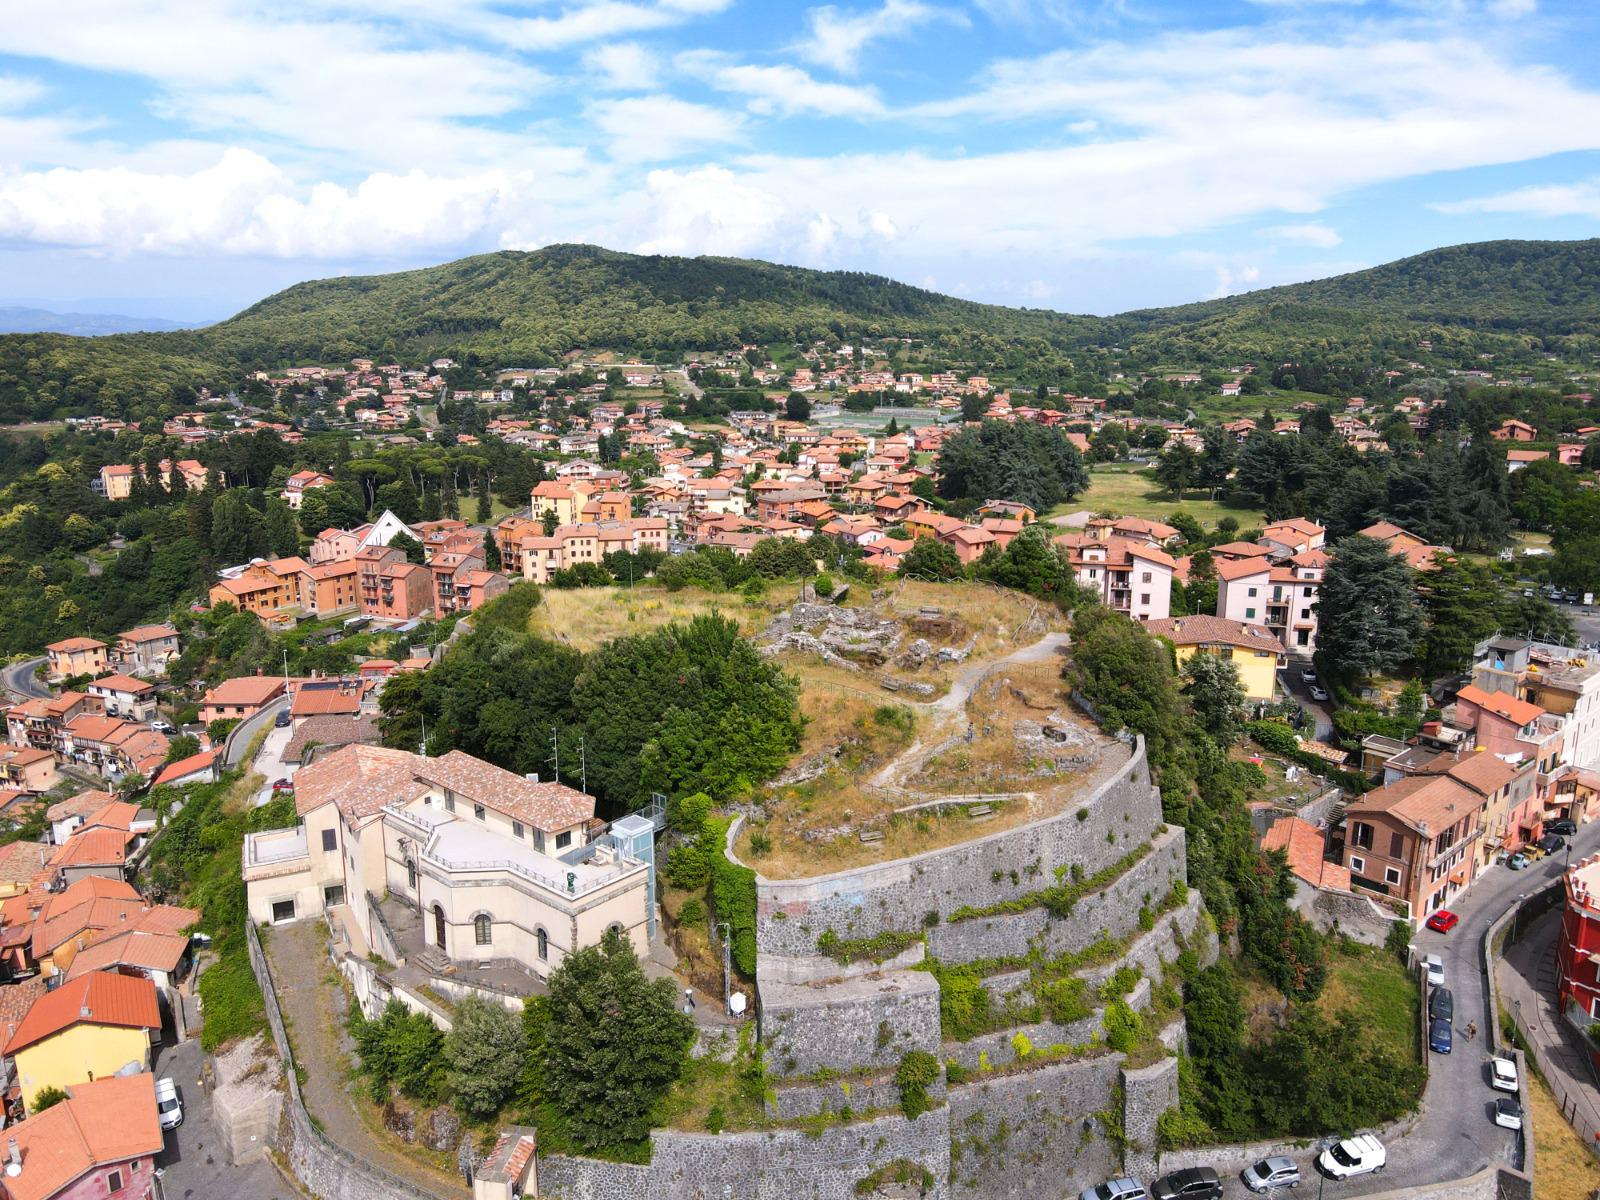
xmin=152 ymin=1035 xmax=290 ymax=1200
xmin=249 ymin=721 xmax=299 ymax=807
xmin=1276 ymin=662 xmax=1334 ymax=741
xmin=221 ymin=694 xmax=289 ymax=769
xmin=0 ymin=655 xmax=48 ymax=701
xmin=1188 ymin=824 xmax=1600 ymax=1199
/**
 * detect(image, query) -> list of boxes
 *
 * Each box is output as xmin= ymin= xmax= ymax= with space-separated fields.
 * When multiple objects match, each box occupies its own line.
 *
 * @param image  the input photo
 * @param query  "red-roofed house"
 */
xmin=43 ymin=640 xmax=107 ymax=684
xmin=0 ymin=1072 xmax=164 ymax=1200
xmin=3 ymin=973 xmax=162 ymax=1110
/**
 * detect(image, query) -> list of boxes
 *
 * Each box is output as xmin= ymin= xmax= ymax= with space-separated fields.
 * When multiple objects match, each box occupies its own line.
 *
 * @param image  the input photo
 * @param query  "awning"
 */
xmin=1449 ymin=867 xmax=1470 ymax=886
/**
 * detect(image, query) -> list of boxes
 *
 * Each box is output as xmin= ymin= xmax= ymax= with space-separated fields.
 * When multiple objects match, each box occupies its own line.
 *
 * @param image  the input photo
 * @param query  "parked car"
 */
xmin=1425 ymin=954 xmax=1445 ymax=987
xmin=1080 ymin=1180 xmax=1149 ymax=1200
xmin=1241 ymin=1157 xmax=1302 ymax=1193
xmin=1429 ymin=1017 xmax=1452 ymax=1054
xmin=274 ymin=709 xmax=292 ymax=728
xmin=1309 ymin=685 xmax=1330 ymax=702
xmin=151 ymin=719 xmax=174 ymax=733
xmin=1508 ymin=853 xmax=1530 ymax=870
xmin=1428 ymin=987 xmax=1453 ymax=1023
xmin=1549 ymin=818 xmax=1578 ymax=837
xmin=1494 ymin=1098 xmax=1523 ymax=1130
xmin=1151 ymin=1167 xmax=1222 ymax=1200
xmin=1316 ymin=1134 xmax=1386 ymax=1180
xmin=1491 ymin=1057 xmax=1520 ymax=1093
xmin=1300 ymin=668 xmax=1318 ymax=684
xmin=272 ymin=777 xmax=294 ymax=793
xmin=155 ymin=1077 xmax=183 ymax=1130
xmin=1425 ymin=909 xmax=1460 ymax=934
xmin=1537 ymin=832 xmax=1566 ymax=855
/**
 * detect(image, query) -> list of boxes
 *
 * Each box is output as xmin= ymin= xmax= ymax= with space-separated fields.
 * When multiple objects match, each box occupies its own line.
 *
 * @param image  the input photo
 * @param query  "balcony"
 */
xmin=242 ymin=826 xmax=310 ymax=882
xmin=1427 ymin=825 xmax=1483 ymax=872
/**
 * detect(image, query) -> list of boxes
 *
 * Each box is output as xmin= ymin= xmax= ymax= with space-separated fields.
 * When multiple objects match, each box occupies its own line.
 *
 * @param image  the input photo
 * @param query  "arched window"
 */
xmin=535 ymin=927 xmax=549 ymax=961
xmin=474 ymin=913 xmax=492 ymax=946
xmin=432 ymin=904 xmax=446 ymax=949
xmin=405 ymin=858 xmax=416 ymax=891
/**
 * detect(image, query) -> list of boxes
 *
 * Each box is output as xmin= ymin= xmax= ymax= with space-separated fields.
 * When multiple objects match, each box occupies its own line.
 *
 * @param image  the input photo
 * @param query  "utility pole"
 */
xmin=549 ymin=727 xmax=560 ymax=781
xmin=578 ymin=736 xmax=588 ymax=795
xmin=419 ymin=713 xmax=428 ymax=757
xmin=282 ymin=648 xmax=289 ymax=686
xmin=717 ymin=921 xmax=732 ymax=1015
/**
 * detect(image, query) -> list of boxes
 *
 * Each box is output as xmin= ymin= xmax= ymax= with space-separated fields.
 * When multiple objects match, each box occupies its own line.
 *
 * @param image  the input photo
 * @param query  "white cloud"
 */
xmin=584 ymin=42 xmax=661 ymax=91
xmin=1434 ymin=178 xmax=1600 ymax=219
xmin=0 ymin=76 xmax=48 ymax=112
xmin=798 ymin=0 xmax=967 ymax=74
xmin=678 ymin=52 xmax=886 ymax=117
xmin=1209 ymin=264 xmax=1262 ymax=299
xmin=1268 ymin=222 xmax=1342 ymax=247
xmin=588 ymin=94 xmax=744 ymax=162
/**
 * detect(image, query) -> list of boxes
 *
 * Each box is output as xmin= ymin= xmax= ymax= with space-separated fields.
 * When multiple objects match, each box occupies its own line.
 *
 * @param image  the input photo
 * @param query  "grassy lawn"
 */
xmin=1530 ymin=1070 xmax=1600 ymax=1199
xmin=1315 ymin=942 xmax=1420 ymax=1064
xmin=1052 ymin=465 xmax=1266 ymax=531
xmin=526 ymin=584 xmax=784 ymax=650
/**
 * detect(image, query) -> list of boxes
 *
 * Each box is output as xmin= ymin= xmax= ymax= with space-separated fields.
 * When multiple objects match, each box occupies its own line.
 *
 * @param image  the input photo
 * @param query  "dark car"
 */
xmin=1537 ymin=832 xmax=1566 ymax=855
xmin=1429 ymin=1017 xmax=1453 ymax=1054
xmin=274 ymin=709 xmax=291 ymax=728
xmin=1428 ymin=987 xmax=1454 ymax=1024
xmin=1151 ymin=1167 xmax=1222 ymax=1200
xmin=1549 ymin=818 xmax=1578 ymax=837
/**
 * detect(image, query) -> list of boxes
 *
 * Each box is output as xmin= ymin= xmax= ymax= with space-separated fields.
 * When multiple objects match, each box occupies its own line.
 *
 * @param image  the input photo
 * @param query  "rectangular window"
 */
xmin=107 ymin=1170 xmax=123 ymax=1192
xmin=1142 ymin=571 xmax=1152 ymax=583
xmin=534 ymin=829 xmax=546 ymax=853
xmin=321 ymin=828 xmax=336 ymax=852
xmin=513 ymin=821 xmax=525 ymax=839
xmin=1385 ymin=866 xmax=1402 ymax=886
xmin=444 ymin=792 xmax=455 ymax=813
xmin=1351 ymin=822 xmax=1375 ymax=850
xmin=1389 ymin=831 xmax=1404 ymax=858
xmin=1245 ymin=608 xmax=1256 ymax=620
xmin=474 ymin=803 xmax=486 ymax=821
xmin=271 ymin=899 xmax=296 ymax=923
xmin=1139 ymin=594 xmax=1150 ymax=606
xmin=1349 ymin=855 xmax=1366 ymax=874
xmin=555 ymin=830 xmax=572 ymax=850
xmin=1247 ymin=587 xmax=1258 ymax=597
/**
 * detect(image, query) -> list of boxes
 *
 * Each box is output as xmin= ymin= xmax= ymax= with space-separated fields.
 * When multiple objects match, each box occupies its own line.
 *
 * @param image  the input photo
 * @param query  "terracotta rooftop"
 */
xmin=0 ymin=1073 xmax=163 ymax=1200
xmin=1456 ymin=684 xmax=1544 ymax=728
xmin=283 ymin=714 xmax=382 ymax=764
xmin=45 ymin=637 xmax=106 ymax=653
xmin=153 ymin=748 xmax=217 ymax=787
xmin=64 ymin=929 xmax=191 ymax=979
xmin=294 ymin=744 xmax=593 ymax=832
xmin=0 ymin=842 xmax=50 ymax=887
xmin=202 ymin=676 xmax=286 ymax=707
xmin=2 ymin=971 xmax=160 ymax=1054
xmin=1144 ymin=615 xmax=1285 ymax=653
xmin=1261 ymin=816 xmax=1350 ymax=892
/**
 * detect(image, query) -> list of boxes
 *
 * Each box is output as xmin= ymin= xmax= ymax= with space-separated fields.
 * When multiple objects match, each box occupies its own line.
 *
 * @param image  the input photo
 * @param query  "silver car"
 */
xmin=1080 ymin=1180 xmax=1149 ymax=1200
xmin=1242 ymin=1156 xmax=1301 ymax=1192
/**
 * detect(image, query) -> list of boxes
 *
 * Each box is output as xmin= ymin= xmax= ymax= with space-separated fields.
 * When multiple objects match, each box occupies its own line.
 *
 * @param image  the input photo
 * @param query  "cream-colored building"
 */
xmin=243 ymin=744 xmax=652 ymax=979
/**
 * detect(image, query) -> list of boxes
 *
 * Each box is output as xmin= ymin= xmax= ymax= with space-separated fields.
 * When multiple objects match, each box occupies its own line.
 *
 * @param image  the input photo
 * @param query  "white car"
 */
xmin=1300 ymin=668 xmax=1318 ymax=684
xmin=1491 ymin=1057 xmax=1520 ymax=1093
xmin=1494 ymin=1098 xmax=1523 ymax=1130
xmin=1317 ymin=1134 xmax=1386 ymax=1180
xmin=1424 ymin=955 xmax=1444 ymax=987
xmin=154 ymin=1076 xmax=183 ymax=1130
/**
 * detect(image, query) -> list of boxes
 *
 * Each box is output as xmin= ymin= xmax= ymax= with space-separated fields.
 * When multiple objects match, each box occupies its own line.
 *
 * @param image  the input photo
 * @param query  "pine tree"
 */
xmin=475 ymin=474 xmax=492 ymax=523
xmin=264 ymin=497 xmax=300 ymax=557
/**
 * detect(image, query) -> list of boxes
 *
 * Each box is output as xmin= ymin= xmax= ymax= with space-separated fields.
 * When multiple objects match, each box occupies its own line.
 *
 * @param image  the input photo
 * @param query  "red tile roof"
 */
xmin=1456 ymin=684 xmax=1544 ymax=728
xmin=2 ymin=972 xmax=160 ymax=1054
xmin=0 ymin=1073 xmax=163 ymax=1200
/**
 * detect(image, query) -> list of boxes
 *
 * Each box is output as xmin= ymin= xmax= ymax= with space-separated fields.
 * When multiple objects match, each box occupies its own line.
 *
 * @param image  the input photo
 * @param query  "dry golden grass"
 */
xmin=526 ymin=585 xmax=784 ymax=649
xmin=1531 ymin=1072 xmax=1600 ymax=1200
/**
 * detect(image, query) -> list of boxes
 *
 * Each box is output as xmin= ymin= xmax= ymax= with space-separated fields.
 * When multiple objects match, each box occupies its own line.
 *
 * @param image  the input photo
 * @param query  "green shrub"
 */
xmin=678 ymin=897 xmax=705 ymax=926
xmin=710 ymin=819 xmax=758 ymax=977
xmin=817 ymin=928 xmax=922 ymax=965
xmin=1104 ymin=1000 xmax=1143 ymax=1054
xmin=895 ymin=1050 xmax=941 ymax=1120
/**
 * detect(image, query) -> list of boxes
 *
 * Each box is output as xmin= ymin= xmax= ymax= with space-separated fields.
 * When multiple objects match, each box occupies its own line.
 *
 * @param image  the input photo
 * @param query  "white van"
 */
xmin=155 ymin=1077 xmax=183 ymax=1130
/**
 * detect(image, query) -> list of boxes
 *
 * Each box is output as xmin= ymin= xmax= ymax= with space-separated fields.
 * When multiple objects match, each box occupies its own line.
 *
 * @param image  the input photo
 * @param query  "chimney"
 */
xmin=79 ymin=1005 xmax=90 ymax=1019
xmin=7 ymin=1136 xmax=19 ymax=1176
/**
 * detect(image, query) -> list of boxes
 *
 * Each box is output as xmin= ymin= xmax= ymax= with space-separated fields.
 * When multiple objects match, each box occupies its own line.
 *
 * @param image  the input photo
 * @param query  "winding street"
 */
xmin=1 ymin=655 xmax=49 ymax=702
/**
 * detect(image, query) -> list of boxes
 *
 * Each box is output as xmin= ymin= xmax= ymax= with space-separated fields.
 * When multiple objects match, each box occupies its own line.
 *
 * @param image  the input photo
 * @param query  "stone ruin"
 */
xmin=760 ymin=601 xmax=905 ymax=669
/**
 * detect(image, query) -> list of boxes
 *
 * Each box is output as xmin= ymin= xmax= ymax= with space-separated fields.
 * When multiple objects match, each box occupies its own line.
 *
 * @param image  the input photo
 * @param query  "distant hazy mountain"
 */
xmin=0 ymin=305 xmax=199 ymax=336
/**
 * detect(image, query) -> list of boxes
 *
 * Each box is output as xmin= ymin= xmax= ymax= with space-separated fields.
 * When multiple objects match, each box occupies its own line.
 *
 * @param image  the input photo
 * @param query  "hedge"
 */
xmin=711 ymin=819 xmax=758 ymax=978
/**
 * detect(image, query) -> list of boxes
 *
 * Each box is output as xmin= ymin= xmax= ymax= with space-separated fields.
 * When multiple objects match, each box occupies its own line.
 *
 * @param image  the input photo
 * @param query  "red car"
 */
xmin=1425 ymin=909 xmax=1460 ymax=934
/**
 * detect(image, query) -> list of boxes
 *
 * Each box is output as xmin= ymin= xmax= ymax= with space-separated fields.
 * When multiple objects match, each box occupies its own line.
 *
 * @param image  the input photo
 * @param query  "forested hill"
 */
xmin=1114 ymin=239 xmax=1600 ymax=336
xmin=3 ymin=238 xmax=1599 ymax=420
xmin=190 ymin=244 xmax=1101 ymax=366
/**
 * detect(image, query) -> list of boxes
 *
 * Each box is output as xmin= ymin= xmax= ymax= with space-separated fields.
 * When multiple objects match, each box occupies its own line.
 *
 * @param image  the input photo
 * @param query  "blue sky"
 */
xmin=1 ymin=0 xmax=1598 ymax=321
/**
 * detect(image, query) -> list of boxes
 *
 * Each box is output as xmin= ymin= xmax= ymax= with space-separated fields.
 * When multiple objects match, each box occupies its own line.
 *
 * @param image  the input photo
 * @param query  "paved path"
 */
xmin=1499 ymin=904 xmax=1600 ymax=1145
xmin=153 ymin=1035 xmax=290 ymax=1200
xmin=248 ymin=722 xmax=298 ymax=807
xmin=0 ymin=655 xmax=48 ymax=701
xmin=223 ymin=694 xmax=289 ymax=768
xmin=265 ymin=921 xmax=465 ymax=1200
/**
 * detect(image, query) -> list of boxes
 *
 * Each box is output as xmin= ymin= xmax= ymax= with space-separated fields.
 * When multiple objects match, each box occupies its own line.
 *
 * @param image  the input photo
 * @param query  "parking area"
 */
xmin=249 ymin=720 xmax=298 ymax=808
xmin=151 ymin=1036 xmax=292 ymax=1200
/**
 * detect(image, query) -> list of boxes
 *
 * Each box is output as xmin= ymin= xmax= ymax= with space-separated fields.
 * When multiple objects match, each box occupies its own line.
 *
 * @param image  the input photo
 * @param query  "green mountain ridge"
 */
xmin=2 ymin=238 xmax=1598 ymax=421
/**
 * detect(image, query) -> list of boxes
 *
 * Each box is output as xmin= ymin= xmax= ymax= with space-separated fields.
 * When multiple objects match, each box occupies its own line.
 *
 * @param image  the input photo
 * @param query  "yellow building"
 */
xmin=1145 ymin=614 xmax=1286 ymax=702
xmin=44 ymin=636 xmax=108 ymax=683
xmin=3 ymin=972 xmax=161 ymax=1111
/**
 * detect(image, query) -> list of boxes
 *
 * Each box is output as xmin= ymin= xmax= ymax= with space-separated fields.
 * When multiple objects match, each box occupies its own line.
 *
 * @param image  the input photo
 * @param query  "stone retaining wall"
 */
xmin=759 ymin=967 xmax=941 ymax=1077
xmin=946 ymin=1055 xmax=1124 ymax=1200
xmin=1122 ymin=1055 xmax=1181 ymax=1180
xmin=926 ymin=825 xmax=1187 ymax=966
xmin=752 ymin=738 xmax=1155 ymax=964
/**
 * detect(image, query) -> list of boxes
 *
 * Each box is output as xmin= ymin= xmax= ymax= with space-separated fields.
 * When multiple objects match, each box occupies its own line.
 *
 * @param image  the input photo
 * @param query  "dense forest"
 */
xmin=3 ymin=239 xmax=1599 ymax=421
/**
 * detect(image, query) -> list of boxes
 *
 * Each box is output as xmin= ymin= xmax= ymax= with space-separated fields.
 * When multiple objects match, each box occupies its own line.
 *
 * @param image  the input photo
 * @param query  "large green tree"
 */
xmin=1063 ymin=605 xmax=1181 ymax=750
xmin=1316 ymin=535 xmax=1423 ymax=679
xmin=443 ymin=995 xmax=525 ymax=1119
xmin=537 ymin=929 xmax=694 ymax=1153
